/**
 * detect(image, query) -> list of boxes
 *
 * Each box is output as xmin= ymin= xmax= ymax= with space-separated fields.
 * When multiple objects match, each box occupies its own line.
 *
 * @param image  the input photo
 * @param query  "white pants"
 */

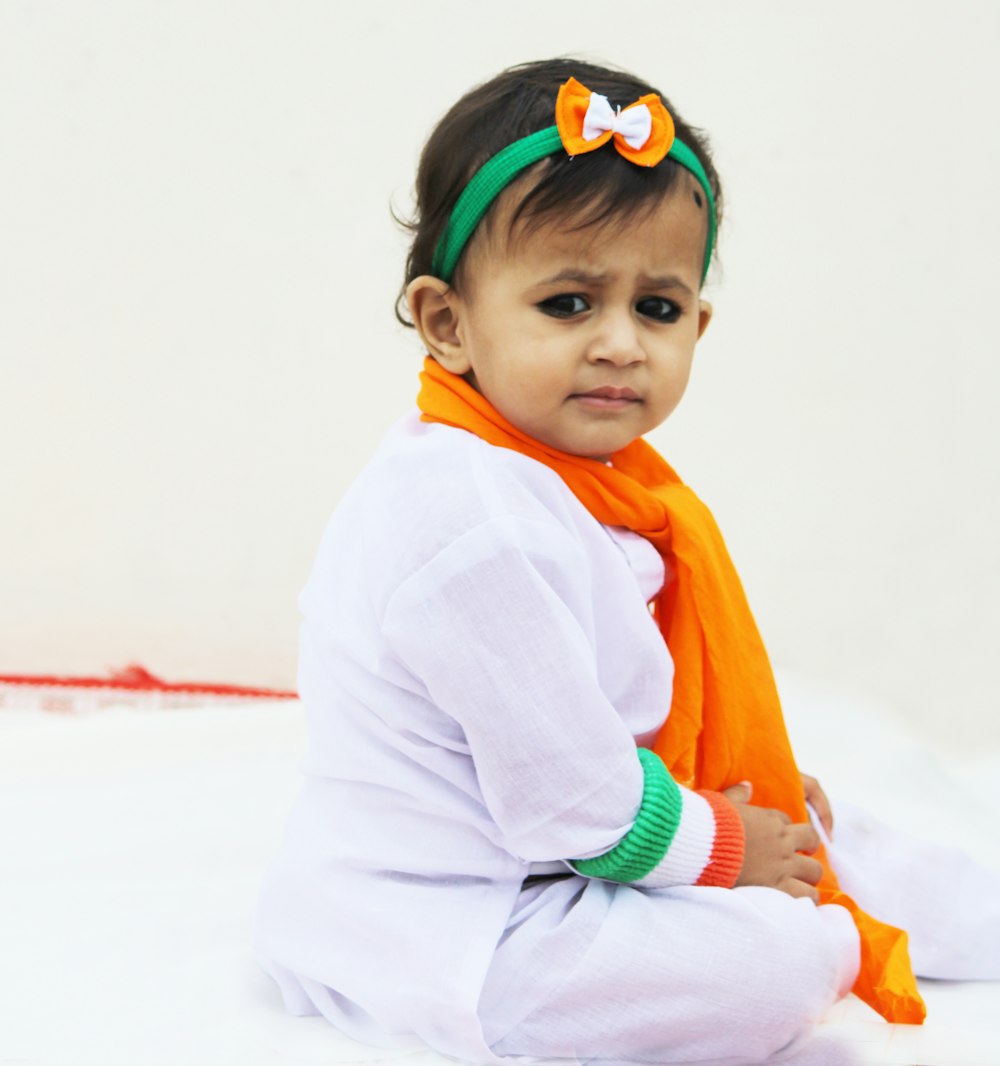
xmin=478 ymin=801 xmax=1000 ymax=1066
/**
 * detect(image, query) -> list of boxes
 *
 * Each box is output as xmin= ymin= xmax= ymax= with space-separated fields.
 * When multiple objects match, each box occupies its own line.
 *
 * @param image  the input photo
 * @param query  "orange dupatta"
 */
xmin=417 ymin=357 xmax=925 ymax=1024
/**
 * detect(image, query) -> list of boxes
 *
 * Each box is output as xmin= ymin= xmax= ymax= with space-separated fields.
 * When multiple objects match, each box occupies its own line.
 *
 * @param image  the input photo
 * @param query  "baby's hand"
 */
xmin=722 ymin=783 xmax=823 ymax=902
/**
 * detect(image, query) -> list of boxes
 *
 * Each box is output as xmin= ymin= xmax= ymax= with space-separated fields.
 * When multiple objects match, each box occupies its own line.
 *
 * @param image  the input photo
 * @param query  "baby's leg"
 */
xmin=479 ymin=875 xmax=859 ymax=1066
xmin=825 ymin=800 xmax=1000 ymax=980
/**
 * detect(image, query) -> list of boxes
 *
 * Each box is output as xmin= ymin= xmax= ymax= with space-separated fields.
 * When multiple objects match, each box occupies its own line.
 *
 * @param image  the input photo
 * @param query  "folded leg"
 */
xmin=479 ymin=875 xmax=860 ymax=1066
xmin=825 ymin=800 xmax=1000 ymax=980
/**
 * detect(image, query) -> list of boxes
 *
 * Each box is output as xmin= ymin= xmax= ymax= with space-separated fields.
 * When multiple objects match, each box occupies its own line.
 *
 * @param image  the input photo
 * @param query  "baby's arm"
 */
xmin=568 ymin=757 xmax=826 ymax=899
xmin=383 ymin=515 xmax=825 ymax=900
xmin=382 ymin=518 xmax=743 ymax=892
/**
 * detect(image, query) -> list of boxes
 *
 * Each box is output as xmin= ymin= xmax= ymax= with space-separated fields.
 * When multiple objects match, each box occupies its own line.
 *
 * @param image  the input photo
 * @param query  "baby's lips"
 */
xmin=577 ymin=385 xmax=640 ymax=400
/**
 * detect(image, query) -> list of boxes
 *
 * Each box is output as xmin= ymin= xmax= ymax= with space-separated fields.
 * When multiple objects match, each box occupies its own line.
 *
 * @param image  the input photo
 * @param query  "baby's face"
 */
xmin=443 ymin=185 xmax=712 ymax=460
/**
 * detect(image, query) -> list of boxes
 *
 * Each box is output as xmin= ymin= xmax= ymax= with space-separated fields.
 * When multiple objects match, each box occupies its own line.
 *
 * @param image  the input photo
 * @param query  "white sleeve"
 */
xmin=380 ymin=514 xmax=645 ymax=864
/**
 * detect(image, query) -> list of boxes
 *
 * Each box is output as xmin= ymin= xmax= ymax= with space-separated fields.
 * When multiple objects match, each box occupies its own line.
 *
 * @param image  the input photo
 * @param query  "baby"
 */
xmin=256 ymin=57 xmax=999 ymax=1065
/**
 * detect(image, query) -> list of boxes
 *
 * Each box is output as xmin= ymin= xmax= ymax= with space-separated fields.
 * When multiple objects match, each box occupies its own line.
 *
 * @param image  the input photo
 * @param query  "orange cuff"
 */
xmin=694 ymin=790 xmax=746 ymax=888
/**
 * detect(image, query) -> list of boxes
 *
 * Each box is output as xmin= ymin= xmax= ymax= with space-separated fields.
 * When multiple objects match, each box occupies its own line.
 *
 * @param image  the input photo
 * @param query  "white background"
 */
xmin=2 ymin=1 xmax=998 ymax=754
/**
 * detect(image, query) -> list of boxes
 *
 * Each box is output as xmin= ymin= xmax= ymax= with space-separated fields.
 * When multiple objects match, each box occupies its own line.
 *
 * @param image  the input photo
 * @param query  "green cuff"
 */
xmin=571 ymin=747 xmax=682 ymax=883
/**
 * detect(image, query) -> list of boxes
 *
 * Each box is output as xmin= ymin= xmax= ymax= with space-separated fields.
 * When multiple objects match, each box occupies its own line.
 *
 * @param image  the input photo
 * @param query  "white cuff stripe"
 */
xmin=638 ymin=787 xmax=715 ymax=888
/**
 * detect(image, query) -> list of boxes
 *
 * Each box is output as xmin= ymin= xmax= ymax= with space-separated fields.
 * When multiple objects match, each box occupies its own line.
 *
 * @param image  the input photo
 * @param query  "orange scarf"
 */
xmin=417 ymin=356 xmax=925 ymax=1024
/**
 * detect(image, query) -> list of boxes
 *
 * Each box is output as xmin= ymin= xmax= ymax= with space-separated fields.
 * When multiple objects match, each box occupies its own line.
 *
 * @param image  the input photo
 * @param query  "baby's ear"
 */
xmin=697 ymin=299 xmax=713 ymax=340
xmin=405 ymin=276 xmax=471 ymax=374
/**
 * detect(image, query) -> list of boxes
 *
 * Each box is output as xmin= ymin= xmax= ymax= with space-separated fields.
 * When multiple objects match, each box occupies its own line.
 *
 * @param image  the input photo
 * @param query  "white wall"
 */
xmin=3 ymin=1 xmax=998 ymax=753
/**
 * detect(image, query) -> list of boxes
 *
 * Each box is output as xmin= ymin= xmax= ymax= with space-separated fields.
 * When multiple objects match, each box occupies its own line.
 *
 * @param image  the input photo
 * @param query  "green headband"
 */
xmin=430 ymin=81 xmax=717 ymax=285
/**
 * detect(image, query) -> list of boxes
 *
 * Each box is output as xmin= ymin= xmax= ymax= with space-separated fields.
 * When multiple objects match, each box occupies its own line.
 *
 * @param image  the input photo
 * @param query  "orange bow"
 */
xmin=555 ymin=76 xmax=675 ymax=167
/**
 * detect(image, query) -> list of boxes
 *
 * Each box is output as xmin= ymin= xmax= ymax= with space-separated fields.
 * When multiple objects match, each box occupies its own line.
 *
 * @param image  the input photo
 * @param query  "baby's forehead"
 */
xmin=469 ymin=180 xmax=708 ymax=286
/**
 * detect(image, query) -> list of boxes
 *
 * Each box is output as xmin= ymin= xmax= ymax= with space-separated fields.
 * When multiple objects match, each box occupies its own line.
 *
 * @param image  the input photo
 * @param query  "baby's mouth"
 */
xmin=572 ymin=386 xmax=641 ymax=408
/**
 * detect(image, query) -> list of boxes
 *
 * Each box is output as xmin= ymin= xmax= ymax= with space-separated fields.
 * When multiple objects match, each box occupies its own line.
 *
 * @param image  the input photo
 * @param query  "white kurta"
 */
xmin=255 ymin=414 xmax=997 ymax=1065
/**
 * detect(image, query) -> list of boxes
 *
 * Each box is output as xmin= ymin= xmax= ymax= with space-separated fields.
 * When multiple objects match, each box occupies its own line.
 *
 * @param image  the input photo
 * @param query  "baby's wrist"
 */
xmin=693 ymin=790 xmax=746 ymax=888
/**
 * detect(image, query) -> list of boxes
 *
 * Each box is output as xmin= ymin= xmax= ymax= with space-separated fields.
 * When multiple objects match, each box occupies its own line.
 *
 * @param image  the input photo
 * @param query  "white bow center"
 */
xmin=581 ymin=92 xmax=652 ymax=150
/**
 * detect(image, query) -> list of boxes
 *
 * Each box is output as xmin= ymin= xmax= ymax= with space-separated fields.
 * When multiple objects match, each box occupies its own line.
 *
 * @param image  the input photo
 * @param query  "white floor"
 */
xmin=2 ymin=676 xmax=998 ymax=1066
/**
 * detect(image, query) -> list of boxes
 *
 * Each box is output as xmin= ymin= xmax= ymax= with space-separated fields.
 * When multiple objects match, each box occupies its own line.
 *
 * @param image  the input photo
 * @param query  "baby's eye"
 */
xmin=636 ymin=297 xmax=681 ymax=323
xmin=538 ymin=294 xmax=590 ymax=318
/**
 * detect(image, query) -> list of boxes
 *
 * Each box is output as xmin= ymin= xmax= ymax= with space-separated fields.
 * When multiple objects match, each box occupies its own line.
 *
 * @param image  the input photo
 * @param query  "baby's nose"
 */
xmin=586 ymin=311 xmax=646 ymax=365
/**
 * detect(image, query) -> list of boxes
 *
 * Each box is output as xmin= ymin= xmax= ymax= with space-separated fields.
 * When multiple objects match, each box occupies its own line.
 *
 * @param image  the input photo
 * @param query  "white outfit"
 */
xmin=255 ymin=414 xmax=996 ymax=1065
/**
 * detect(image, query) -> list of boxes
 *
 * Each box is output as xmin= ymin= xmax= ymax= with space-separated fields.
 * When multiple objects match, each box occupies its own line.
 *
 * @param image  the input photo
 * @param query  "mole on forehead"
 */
xmin=673 ymin=167 xmax=704 ymax=208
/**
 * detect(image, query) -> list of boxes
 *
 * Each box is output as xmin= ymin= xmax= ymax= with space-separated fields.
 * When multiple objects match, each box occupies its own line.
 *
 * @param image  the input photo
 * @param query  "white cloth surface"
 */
xmin=249 ymin=415 xmax=1000 ymax=1064
xmin=2 ymin=691 xmax=1000 ymax=1066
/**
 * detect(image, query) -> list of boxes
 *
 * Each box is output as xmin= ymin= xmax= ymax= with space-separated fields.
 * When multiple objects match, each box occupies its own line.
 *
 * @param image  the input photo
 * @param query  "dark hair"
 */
xmin=395 ymin=57 xmax=723 ymax=326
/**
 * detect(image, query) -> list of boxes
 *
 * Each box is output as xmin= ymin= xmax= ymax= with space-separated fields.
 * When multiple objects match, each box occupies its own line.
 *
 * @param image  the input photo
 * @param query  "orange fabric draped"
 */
xmin=417 ymin=356 xmax=926 ymax=1024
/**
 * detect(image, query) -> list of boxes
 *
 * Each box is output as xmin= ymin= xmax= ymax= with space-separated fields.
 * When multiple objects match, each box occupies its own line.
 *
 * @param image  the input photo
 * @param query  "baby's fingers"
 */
xmin=785 ymin=879 xmax=821 ymax=904
xmin=791 ymin=852 xmax=824 ymax=887
xmin=789 ymin=821 xmax=821 ymax=856
xmin=780 ymin=856 xmax=823 ymax=903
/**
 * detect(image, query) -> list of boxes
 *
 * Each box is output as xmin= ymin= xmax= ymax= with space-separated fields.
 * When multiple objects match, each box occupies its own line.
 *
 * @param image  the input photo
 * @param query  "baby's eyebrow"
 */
xmin=535 ymin=268 xmax=695 ymax=297
xmin=537 ymin=268 xmax=612 ymax=286
xmin=637 ymin=274 xmax=696 ymax=296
